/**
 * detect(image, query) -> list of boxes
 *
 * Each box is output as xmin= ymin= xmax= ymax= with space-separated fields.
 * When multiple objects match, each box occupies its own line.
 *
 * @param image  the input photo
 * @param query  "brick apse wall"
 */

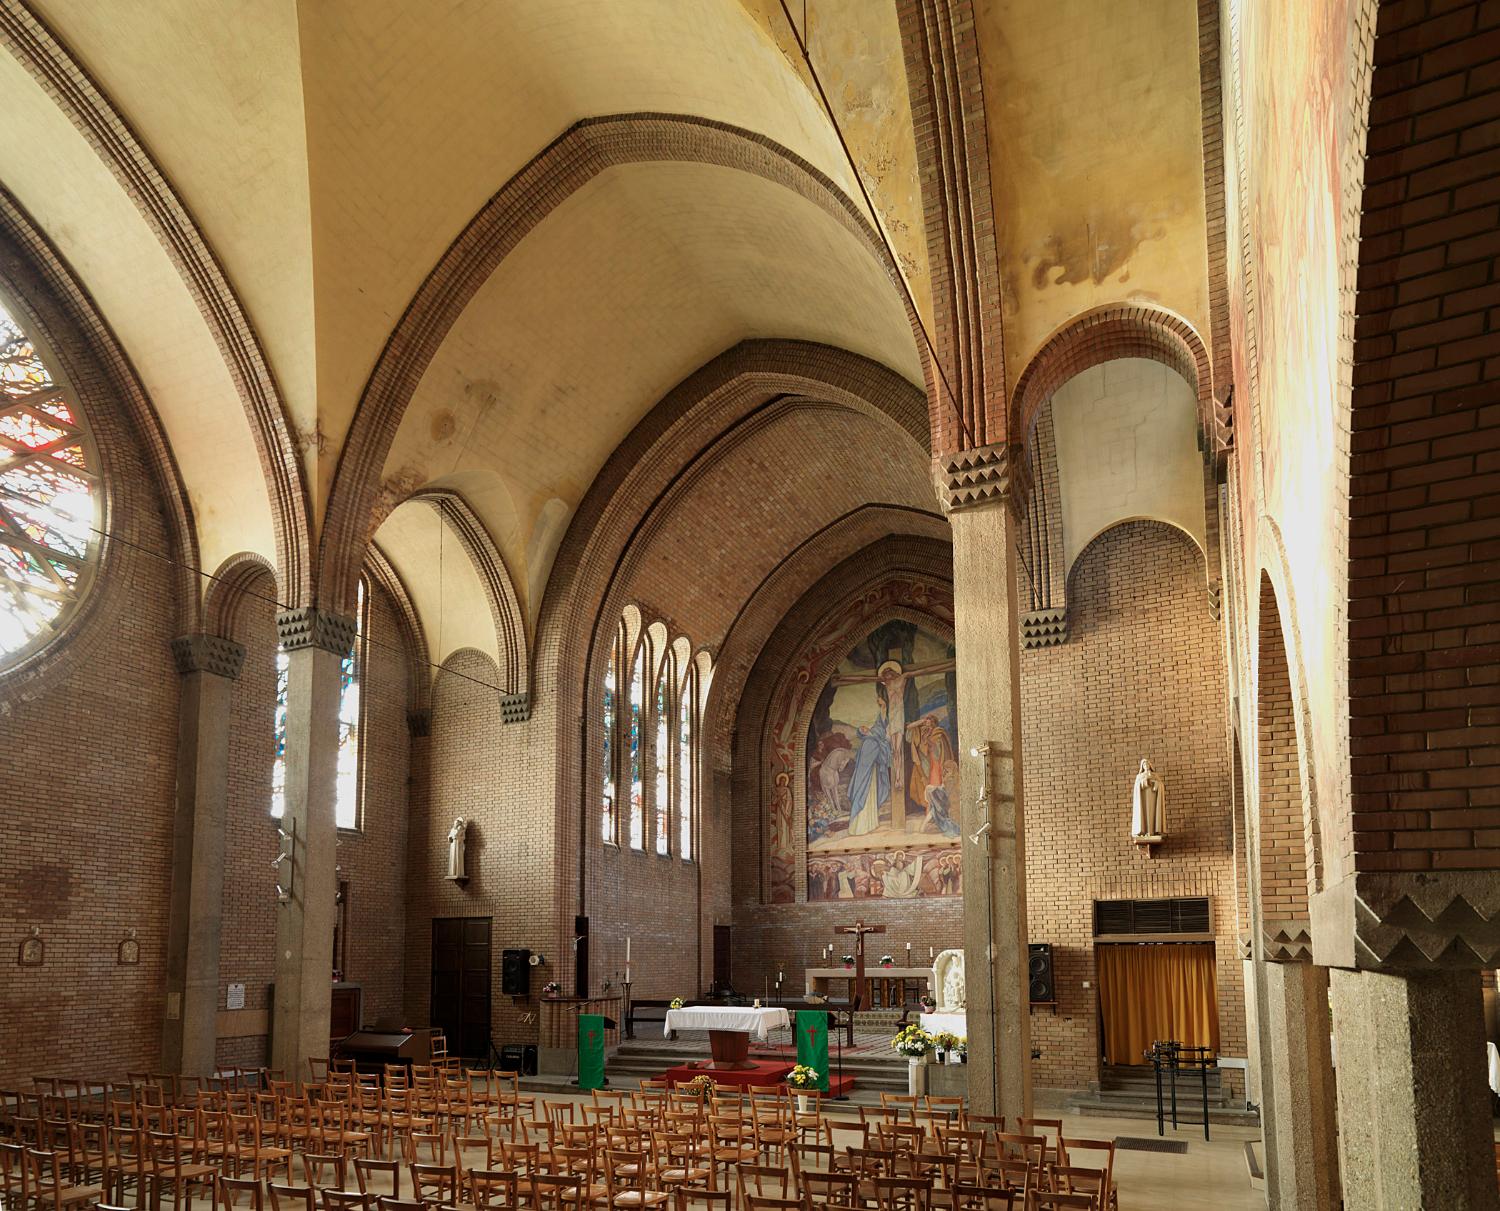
xmin=217 ymin=576 xmax=412 ymax=1069
xmin=731 ymin=520 xmax=1244 ymax=1096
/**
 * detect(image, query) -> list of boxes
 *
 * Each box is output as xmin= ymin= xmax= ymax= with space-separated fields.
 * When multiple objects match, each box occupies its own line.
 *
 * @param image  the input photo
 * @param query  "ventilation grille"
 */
xmin=1093 ymin=897 xmax=1211 ymax=936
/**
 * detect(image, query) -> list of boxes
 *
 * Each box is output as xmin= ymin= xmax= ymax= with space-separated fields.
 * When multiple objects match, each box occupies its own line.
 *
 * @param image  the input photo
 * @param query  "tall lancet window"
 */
xmin=628 ymin=642 xmax=646 ymax=850
xmin=679 ymin=667 xmax=695 ymax=860
xmin=334 ymin=578 xmax=366 ymax=830
xmin=274 ymin=580 xmax=366 ymax=826
xmin=0 ymin=295 xmax=101 ymax=664
xmin=602 ymin=625 xmax=620 ymax=843
xmin=655 ymin=659 xmax=672 ymax=855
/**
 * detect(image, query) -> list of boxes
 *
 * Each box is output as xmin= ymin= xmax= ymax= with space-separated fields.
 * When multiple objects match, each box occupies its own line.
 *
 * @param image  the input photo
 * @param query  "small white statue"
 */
xmin=447 ymin=817 xmax=468 ymax=881
xmin=1131 ymin=758 xmax=1166 ymax=839
xmin=932 ymin=948 xmax=966 ymax=1012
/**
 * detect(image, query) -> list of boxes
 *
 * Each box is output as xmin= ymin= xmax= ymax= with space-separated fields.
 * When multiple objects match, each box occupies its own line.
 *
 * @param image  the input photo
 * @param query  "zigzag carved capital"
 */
xmin=1263 ymin=919 xmax=1314 ymax=963
xmin=935 ymin=442 xmax=1032 ymax=516
xmin=1351 ymin=872 xmax=1500 ymax=970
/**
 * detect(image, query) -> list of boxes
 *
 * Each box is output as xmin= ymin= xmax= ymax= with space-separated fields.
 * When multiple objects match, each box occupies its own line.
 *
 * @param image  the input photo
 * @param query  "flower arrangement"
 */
xmin=541 ymin=981 xmax=561 ymax=995
xmin=878 ymin=954 xmax=895 ymax=967
xmin=841 ymin=954 xmax=855 ymax=967
xmin=683 ymin=1073 xmax=715 ymax=1097
xmin=892 ymin=1024 xmax=935 ymax=1058
xmin=670 ymin=997 xmax=685 ymax=1010
xmin=785 ymin=1064 xmax=820 ymax=1090
xmin=918 ymin=994 xmax=936 ymax=1013
xmin=955 ymin=1036 xmax=968 ymax=1061
xmin=932 ymin=1030 xmax=961 ymax=1053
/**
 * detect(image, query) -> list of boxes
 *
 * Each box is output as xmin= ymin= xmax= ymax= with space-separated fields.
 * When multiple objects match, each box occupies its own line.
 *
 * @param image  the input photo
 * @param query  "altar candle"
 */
xmin=929 ymin=946 xmax=935 ymax=960
xmin=626 ymin=936 xmax=631 ymax=962
xmin=906 ymin=942 xmax=912 ymax=960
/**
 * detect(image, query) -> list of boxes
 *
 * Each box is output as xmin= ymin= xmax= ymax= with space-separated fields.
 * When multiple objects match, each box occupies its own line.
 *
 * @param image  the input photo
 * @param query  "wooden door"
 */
xmin=430 ymin=917 xmax=492 ymax=1059
xmin=712 ymin=924 xmax=732 ymax=995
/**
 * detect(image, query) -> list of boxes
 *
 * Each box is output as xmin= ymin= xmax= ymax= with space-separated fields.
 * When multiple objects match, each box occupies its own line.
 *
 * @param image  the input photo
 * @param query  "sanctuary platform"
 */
xmin=659 ymin=1056 xmax=856 ymax=1095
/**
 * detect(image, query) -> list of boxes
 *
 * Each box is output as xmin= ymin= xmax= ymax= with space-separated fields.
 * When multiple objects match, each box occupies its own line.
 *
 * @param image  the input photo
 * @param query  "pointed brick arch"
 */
xmin=1010 ymin=304 xmax=1223 ymax=462
xmin=317 ymin=113 xmax=932 ymax=615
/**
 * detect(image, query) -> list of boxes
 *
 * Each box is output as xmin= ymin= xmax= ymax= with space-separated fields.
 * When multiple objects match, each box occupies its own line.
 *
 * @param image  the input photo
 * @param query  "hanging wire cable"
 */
xmin=775 ymin=0 xmax=977 ymax=451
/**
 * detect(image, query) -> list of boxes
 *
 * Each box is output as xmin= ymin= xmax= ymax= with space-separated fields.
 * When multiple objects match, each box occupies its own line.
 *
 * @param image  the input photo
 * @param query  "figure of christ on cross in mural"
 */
xmin=805 ymin=620 xmax=962 ymax=901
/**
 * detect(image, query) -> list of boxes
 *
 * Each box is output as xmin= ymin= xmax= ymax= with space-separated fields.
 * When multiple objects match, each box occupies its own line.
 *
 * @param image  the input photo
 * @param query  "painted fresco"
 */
xmin=804 ymin=620 xmax=961 ymax=900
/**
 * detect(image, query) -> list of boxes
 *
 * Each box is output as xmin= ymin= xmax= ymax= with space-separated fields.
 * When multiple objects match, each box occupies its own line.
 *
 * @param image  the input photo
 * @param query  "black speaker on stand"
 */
xmin=1028 ymin=943 xmax=1055 ymax=1004
xmin=502 ymin=948 xmax=531 ymax=997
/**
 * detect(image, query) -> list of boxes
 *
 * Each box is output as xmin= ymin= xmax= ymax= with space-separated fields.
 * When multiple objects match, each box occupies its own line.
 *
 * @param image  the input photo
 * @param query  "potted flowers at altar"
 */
xmin=892 ymin=1024 xmax=936 ymax=1096
xmin=918 ymin=993 xmax=936 ymax=1014
xmin=956 ymin=1036 xmax=968 ymax=1064
xmin=785 ymin=1064 xmax=821 ymax=1112
xmin=878 ymin=954 xmax=895 ymax=968
xmin=682 ymin=1073 xmax=715 ymax=1102
xmin=932 ymin=1031 xmax=961 ymax=1064
xmin=841 ymin=954 xmax=855 ymax=969
xmin=670 ymin=997 xmax=685 ymax=1010
xmin=541 ymin=981 xmax=562 ymax=997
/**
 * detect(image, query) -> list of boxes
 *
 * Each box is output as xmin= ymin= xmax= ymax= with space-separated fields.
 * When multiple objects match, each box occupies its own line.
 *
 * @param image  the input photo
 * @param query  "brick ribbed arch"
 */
xmin=0 ymin=0 xmax=311 ymax=603
xmin=202 ymin=552 xmax=277 ymax=641
xmin=1010 ymin=303 xmax=1222 ymax=458
xmin=317 ymin=113 xmax=933 ymax=615
xmin=365 ymin=542 xmax=431 ymax=721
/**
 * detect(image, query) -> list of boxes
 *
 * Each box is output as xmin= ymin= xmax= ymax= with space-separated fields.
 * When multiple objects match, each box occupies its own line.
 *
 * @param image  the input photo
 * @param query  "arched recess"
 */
xmin=0 ymin=2 xmax=311 ymax=603
xmin=364 ymin=543 xmax=431 ymax=722
xmin=412 ymin=491 xmax=528 ymax=704
xmin=203 ymin=552 xmax=278 ymax=643
xmin=1010 ymin=304 xmax=1221 ymax=462
xmin=0 ymin=186 xmax=201 ymax=638
xmin=317 ymin=114 xmax=934 ymax=615
xmin=1257 ymin=571 xmax=1322 ymax=957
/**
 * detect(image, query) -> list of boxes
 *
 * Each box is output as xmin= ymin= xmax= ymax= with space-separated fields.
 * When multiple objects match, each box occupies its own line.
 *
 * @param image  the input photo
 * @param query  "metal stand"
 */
xmin=622 ymin=980 xmax=633 ymax=1040
xmin=1146 ymin=1040 xmax=1214 ymax=1141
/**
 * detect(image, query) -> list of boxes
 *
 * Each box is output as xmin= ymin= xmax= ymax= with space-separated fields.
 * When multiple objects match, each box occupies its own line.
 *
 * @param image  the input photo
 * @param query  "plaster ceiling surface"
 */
xmin=381 ymin=161 xmax=922 ymax=629
xmin=26 ymin=0 xmax=317 ymax=458
xmin=625 ymin=402 xmax=937 ymax=651
xmin=0 ymin=46 xmax=277 ymax=582
xmin=975 ymin=0 xmax=1211 ymax=392
xmin=1050 ymin=358 xmax=1207 ymax=572
xmin=371 ymin=500 xmax=497 ymax=676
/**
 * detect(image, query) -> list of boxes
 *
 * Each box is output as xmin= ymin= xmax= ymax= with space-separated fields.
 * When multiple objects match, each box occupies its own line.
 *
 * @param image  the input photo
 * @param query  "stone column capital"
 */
xmin=1315 ymin=871 xmax=1500 ymax=970
xmin=170 ymin=633 xmax=246 ymax=680
xmin=934 ymin=442 xmax=1032 ymax=516
xmin=275 ymin=607 xmax=356 ymax=657
xmin=1263 ymin=919 xmax=1314 ymax=963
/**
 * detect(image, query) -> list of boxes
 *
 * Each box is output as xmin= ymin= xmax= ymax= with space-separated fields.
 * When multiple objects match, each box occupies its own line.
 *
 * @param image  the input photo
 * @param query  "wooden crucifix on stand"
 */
xmin=835 ymin=919 xmax=886 ymax=1009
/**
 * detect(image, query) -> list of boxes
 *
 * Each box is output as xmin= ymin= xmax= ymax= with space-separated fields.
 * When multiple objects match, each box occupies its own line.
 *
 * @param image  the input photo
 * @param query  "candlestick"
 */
xmin=626 ymin=936 xmax=631 ymax=962
xmin=929 ymin=946 xmax=935 ymax=960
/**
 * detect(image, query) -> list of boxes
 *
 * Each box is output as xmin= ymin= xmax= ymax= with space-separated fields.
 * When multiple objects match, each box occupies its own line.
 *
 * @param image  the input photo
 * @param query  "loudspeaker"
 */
xmin=1028 ymin=943 xmax=1055 ymax=1004
xmin=501 ymin=948 xmax=531 ymax=997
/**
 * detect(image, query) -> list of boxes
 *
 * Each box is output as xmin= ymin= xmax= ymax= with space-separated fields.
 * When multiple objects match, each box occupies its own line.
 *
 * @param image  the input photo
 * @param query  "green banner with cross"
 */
xmin=577 ymin=1013 xmax=606 ymax=1090
xmin=795 ymin=1009 xmax=830 ymax=1091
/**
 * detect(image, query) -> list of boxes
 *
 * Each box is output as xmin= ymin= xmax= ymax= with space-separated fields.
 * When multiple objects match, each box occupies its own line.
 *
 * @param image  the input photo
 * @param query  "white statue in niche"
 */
xmin=447 ymin=817 xmax=468 ymax=881
xmin=932 ymin=948 xmax=966 ymax=1011
xmin=1131 ymin=758 xmax=1166 ymax=839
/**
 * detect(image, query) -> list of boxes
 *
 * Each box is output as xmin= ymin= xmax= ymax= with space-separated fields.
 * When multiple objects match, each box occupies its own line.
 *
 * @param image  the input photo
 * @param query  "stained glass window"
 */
xmin=679 ymin=668 xmax=694 ymax=860
xmin=602 ymin=625 xmax=619 ymax=843
xmin=270 ymin=650 xmax=289 ymax=819
xmin=628 ymin=642 xmax=645 ymax=850
xmin=0 ymin=295 xmax=100 ymax=662
xmin=655 ymin=662 xmax=671 ymax=856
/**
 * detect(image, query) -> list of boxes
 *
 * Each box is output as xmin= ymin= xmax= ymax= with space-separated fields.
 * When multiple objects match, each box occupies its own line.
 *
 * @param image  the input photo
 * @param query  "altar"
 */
xmin=919 ymin=1011 xmax=968 ymax=1037
xmin=663 ymin=1004 xmax=790 ymax=1070
xmin=805 ymin=966 xmax=934 ymax=1002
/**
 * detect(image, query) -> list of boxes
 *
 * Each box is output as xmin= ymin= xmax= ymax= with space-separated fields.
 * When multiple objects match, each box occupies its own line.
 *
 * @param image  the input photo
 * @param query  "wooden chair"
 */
xmin=267 ymin=1183 xmax=315 ymax=1211
xmin=923 ymin=1098 xmax=965 ymax=1126
xmin=1056 ymin=1141 xmax=1115 ymax=1211
xmin=945 ymin=1185 xmax=1017 ymax=1211
xmin=409 ymin=1162 xmax=460 ymax=1207
xmin=303 ymin=1152 xmax=349 ymax=1189
xmin=873 ymin=1175 xmax=935 ymax=1211
xmin=356 ymin=1156 xmax=403 ymax=1201
xmin=144 ymin=1129 xmax=218 ymax=1211
xmin=1050 ymin=1168 xmax=1106 ymax=1207
xmin=800 ymin=1169 xmax=861 ymax=1207
xmin=22 ymin=1147 xmax=104 ymax=1211
xmin=650 ymin=1132 xmax=710 ymax=1198
xmin=603 ymin=1148 xmax=671 ymax=1210
xmin=993 ymin=1137 xmax=1046 ymax=1170
xmin=987 ymin=1161 xmax=1036 ymax=1201
xmin=1015 ymin=1122 xmax=1062 ymax=1169
xmin=217 ymin=1174 xmax=267 ymax=1211
xmin=673 ymin=1187 xmax=728 ymax=1211
xmin=320 ymin=1191 xmax=374 ymax=1211
xmin=1023 ymin=1193 xmax=1096 ymax=1210
xmin=226 ymin=1113 xmax=293 ymax=1182
xmin=531 ymin=1172 xmax=589 ymax=1211
xmin=0 ymin=1141 xmax=29 ymax=1210
xmin=735 ymin=1162 xmax=795 ymax=1205
xmin=743 ymin=1197 xmax=801 ymax=1211
xmin=467 ymin=1168 xmax=521 ymax=1210
xmin=376 ymin=1200 xmax=425 ymax=1211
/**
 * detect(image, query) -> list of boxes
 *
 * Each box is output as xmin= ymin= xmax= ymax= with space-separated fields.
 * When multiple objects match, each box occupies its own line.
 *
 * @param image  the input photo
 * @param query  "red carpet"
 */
xmin=658 ymin=1058 xmax=855 ymax=1095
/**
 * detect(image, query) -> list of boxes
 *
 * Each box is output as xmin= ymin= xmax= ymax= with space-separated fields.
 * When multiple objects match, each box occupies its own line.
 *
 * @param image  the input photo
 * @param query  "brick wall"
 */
xmin=1257 ymin=578 xmax=1313 ymax=917
xmin=217 ymin=576 xmax=411 ymax=1066
xmin=0 ymin=272 xmax=180 ymax=1087
xmin=1349 ymin=0 xmax=1500 ymax=871
xmin=728 ymin=521 xmax=1243 ymax=1095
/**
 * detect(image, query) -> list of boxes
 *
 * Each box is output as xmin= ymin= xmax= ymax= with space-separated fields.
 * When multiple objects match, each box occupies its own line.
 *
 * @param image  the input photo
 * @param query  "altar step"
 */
xmin=1064 ymin=1065 xmax=1261 ymax=1127
xmin=607 ymin=1040 xmax=911 ymax=1098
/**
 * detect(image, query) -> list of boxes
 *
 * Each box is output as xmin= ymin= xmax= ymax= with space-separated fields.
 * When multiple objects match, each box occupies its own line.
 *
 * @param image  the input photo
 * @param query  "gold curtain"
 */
xmin=1097 ymin=943 xmax=1221 ymax=1065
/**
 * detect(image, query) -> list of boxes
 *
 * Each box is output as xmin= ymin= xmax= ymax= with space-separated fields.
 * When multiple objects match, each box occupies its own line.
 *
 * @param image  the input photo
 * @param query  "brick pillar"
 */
xmin=939 ymin=445 xmax=1032 ymax=1120
xmin=1330 ymin=968 xmax=1497 ymax=1211
xmin=1261 ymin=958 xmax=1341 ymax=1209
xmin=270 ymin=608 xmax=353 ymax=1081
xmin=162 ymin=633 xmax=245 ymax=1076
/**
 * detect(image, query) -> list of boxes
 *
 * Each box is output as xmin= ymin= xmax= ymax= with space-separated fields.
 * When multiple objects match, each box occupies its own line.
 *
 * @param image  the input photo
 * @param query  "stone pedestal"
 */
xmin=1261 ymin=960 xmax=1340 ymax=1209
xmin=270 ymin=609 xmax=352 ymax=1082
xmin=1330 ymin=968 xmax=1498 ymax=1211
xmin=162 ymin=634 xmax=244 ymax=1076
xmin=948 ymin=498 xmax=1031 ymax=1121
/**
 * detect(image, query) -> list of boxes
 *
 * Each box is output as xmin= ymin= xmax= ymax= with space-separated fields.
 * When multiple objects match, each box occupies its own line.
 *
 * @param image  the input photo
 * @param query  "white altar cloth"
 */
xmin=920 ymin=1011 xmax=968 ymax=1038
xmin=664 ymin=1006 xmax=790 ymax=1041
